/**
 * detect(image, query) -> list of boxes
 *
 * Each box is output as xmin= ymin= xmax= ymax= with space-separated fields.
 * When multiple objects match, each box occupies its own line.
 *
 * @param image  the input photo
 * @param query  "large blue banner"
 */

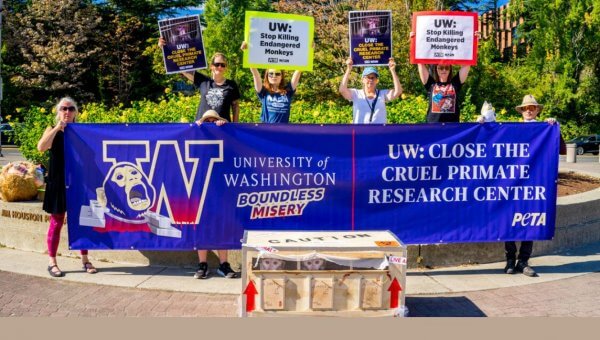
xmin=65 ymin=123 xmax=560 ymax=250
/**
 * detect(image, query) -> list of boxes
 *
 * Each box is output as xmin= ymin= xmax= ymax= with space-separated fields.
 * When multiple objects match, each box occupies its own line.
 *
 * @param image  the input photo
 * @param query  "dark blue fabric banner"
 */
xmin=65 ymin=123 xmax=559 ymax=250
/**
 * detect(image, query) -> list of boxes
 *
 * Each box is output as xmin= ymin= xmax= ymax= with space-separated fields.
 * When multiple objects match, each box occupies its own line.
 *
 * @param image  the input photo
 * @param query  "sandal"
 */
xmin=82 ymin=262 xmax=98 ymax=274
xmin=47 ymin=265 xmax=64 ymax=277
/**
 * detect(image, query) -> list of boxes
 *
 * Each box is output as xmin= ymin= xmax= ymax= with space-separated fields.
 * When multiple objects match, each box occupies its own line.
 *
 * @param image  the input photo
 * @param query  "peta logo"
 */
xmin=511 ymin=213 xmax=546 ymax=227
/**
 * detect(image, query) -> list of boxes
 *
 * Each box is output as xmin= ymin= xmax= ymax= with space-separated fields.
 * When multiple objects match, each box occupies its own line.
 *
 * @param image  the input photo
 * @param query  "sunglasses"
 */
xmin=213 ymin=62 xmax=227 ymax=68
xmin=364 ymin=75 xmax=378 ymax=80
xmin=59 ymin=106 xmax=76 ymax=112
xmin=437 ymin=66 xmax=451 ymax=71
xmin=523 ymin=105 xmax=538 ymax=111
xmin=268 ymin=72 xmax=282 ymax=77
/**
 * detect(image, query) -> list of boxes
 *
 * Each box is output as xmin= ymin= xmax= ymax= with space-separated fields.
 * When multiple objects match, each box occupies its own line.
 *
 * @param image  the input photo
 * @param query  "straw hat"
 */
xmin=199 ymin=110 xmax=227 ymax=123
xmin=515 ymin=95 xmax=544 ymax=114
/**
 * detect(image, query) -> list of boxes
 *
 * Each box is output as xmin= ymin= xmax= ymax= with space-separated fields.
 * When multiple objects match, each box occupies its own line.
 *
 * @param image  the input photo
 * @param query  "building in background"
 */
xmin=479 ymin=2 xmax=526 ymax=61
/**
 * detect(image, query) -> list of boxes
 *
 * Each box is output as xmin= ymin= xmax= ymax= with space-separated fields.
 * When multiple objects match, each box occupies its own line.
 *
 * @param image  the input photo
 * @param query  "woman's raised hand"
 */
xmin=388 ymin=57 xmax=396 ymax=70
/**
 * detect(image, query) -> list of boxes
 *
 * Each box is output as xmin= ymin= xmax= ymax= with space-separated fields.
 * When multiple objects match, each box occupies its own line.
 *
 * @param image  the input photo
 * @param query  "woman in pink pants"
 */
xmin=37 ymin=97 xmax=97 ymax=277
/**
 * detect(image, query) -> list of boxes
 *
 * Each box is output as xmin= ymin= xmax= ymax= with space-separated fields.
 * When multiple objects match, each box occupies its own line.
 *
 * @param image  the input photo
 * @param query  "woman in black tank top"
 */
xmin=37 ymin=97 xmax=97 ymax=277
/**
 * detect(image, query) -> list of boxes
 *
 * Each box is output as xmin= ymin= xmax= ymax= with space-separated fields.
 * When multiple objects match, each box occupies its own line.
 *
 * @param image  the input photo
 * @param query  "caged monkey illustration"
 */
xmin=361 ymin=16 xmax=381 ymax=36
xmin=258 ymin=258 xmax=286 ymax=270
xmin=170 ymin=24 xmax=193 ymax=44
xmin=301 ymin=258 xmax=326 ymax=270
xmin=95 ymin=162 xmax=156 ymax=223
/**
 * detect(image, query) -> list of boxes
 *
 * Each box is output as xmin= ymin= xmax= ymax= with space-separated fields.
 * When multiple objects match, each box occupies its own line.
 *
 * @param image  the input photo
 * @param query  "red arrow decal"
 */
xmin=387 ymin=278 xmax=402 ymax=309
xmin=243 ymin=281 xmax=259 ymax=312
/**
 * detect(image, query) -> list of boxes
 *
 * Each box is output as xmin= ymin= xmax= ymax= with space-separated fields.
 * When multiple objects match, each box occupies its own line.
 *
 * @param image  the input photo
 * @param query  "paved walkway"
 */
xmin=2 ymin=265 xmax=599 ymax=317
xmin=1 ymin=241 xmax=599 ymax=317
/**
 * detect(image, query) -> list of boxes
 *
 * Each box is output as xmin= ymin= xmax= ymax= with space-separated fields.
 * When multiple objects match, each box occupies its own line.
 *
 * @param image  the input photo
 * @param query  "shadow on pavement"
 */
xmin=408 ymin=260 xmax=600 ymax=276
xmin=406 ymin=296 xmax=486 ymax=317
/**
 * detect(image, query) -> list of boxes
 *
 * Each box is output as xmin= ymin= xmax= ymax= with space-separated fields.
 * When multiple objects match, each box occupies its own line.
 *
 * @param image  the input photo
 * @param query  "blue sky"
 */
xmin=171 ymin=1 xmax=511 ymax=17
xmin=169 ymin=1 xmax=511 ymax=18
xmin=173 ymin=5 xmax=203 ymax=17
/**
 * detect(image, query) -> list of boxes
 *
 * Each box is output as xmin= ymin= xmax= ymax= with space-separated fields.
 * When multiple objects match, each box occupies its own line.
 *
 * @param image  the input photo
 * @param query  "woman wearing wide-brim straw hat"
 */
xmin=515 ymin=94 xmax=546 ymax=119
xmin=503 ymin=94 xmax=566 ymax=278
xmin=198 ymin=110 xmax=227 ymax=125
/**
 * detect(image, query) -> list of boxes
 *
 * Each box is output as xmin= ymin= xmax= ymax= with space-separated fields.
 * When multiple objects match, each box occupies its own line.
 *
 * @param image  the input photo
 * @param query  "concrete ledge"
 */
xmin=412 ymin=188 xmax=600 ymax=268
xmin=2 ymin=189 xmax=599 ymax=269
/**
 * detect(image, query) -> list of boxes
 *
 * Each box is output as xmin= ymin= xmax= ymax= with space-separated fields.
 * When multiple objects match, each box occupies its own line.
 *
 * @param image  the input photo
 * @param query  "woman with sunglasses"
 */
xmin=339 ymin=57 xmax=402 ymax=124
xmin=240 ymin=42 xmax=301 ymax=123
xmin=412 ymin=31 xmax=479 ymax=123
xmin=159 ymin=39 xmax=240 ymax=279
xmin=37 ymin=97 xmax=97 ymax=277
xmin=158 ymin=38 xmax=240 ymax=124
xmin=417 ymin=63 xmax=471 ymax=123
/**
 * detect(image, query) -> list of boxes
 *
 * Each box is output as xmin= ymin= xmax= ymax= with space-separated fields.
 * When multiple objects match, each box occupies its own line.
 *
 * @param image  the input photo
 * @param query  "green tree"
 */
xmin=509 ymin=0 xmax=600 ymax=127
xmin=6 ymin=0 xmax=102 ymax=101
xmin=200 ymin=0 xmax=273 ymax=98
xmin=92 ymin=0 xmax=200 ymax=106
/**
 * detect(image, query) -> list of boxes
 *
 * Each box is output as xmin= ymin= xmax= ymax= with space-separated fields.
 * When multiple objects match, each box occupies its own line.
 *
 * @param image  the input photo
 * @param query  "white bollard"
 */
xmin=566 ymin=143 xmax=577 ymax=163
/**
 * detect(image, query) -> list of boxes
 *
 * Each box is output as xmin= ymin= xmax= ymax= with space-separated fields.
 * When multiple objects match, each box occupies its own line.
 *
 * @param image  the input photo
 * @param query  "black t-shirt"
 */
xmin=424 ymin=74 xmax=463 ymax=123
xmin=193 ymin=72 xmax=241 ymax=122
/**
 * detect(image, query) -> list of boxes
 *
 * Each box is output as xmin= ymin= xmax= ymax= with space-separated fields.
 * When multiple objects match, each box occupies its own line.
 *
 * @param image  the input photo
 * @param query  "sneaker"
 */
xmin=504 ymin=259 xmax=516 ymax=274
xmin=193 ymin=262 xmax=209 ymax=279
xmin=515 ymin=261 xmax=537 ymax=277
xmin=217 ymin=262 xmax=239 ymax=279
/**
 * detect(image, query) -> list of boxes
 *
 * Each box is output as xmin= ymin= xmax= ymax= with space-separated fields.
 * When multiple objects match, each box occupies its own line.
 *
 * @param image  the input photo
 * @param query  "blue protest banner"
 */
xmin=65 ymin=123 xmax=559 ymax=250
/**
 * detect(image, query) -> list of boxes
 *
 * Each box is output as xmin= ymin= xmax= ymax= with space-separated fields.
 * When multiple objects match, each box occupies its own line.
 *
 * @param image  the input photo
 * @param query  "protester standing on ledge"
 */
xmin=503 ymin=94 xmax=562 ymax=277
xmin=418 ymin=63 xmax=470 ymax=123
xmin=37 ymin=97 xmax=97 ymax=277
xmin=240 ymin=42 xmax=302 ymax=123
xmin=159 ymin=38 xmax=240 ymax=124
xmin=411 ymin=31 xmax=479 ymax=123
xmin=158 ymin=38 xmax=240 ymax=279
xmin=339 ymin=57 xmax=402 ymax=124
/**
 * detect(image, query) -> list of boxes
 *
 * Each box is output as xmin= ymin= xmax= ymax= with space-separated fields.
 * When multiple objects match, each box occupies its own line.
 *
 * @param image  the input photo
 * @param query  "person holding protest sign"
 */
xmin=159 ymin=38 xmax=239 ymax=279
xmin=411 ymin=31 xmax=479 ymax=123
xmin=194 ymin=111 xmax=238 ymax=278
xmin=339 ymin=57 xmax=402 ymax=124
xmin=240 ymin=42 xmax=302 ymax=123
xmin=37 ymin=97 xmax=98 ymax=277
xmin=419 ymin=63 xmax=469 ymax=123
xmin=159 ymin=38 xmax=240 ymax=124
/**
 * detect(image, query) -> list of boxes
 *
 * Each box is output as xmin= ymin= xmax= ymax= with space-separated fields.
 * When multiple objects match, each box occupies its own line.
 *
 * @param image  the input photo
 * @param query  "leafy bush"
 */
xmin=12 ymin=106 xmax=55 ymax=166
xmin=15 ymin=89 xmax=587 ymax=167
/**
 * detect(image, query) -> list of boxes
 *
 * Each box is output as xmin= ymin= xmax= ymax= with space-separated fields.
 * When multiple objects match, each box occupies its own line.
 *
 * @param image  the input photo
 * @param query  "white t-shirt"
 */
xmin=349 ymin=89 xmax=389 ymax=124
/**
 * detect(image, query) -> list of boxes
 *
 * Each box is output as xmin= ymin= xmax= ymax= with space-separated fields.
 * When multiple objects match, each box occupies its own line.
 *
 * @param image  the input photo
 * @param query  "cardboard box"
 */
xmin=241 ymin=230 xmax=407 ymax=317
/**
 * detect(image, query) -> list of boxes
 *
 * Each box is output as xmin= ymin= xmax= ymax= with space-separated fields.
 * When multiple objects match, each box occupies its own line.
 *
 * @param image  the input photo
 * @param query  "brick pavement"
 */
xmin=408 ymin=272 xmax=600 ymax=317
xmin=0 ymin=271 xmax=238 ymax=317
xmin=1 ymin=270 xmax=599 ymax=317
